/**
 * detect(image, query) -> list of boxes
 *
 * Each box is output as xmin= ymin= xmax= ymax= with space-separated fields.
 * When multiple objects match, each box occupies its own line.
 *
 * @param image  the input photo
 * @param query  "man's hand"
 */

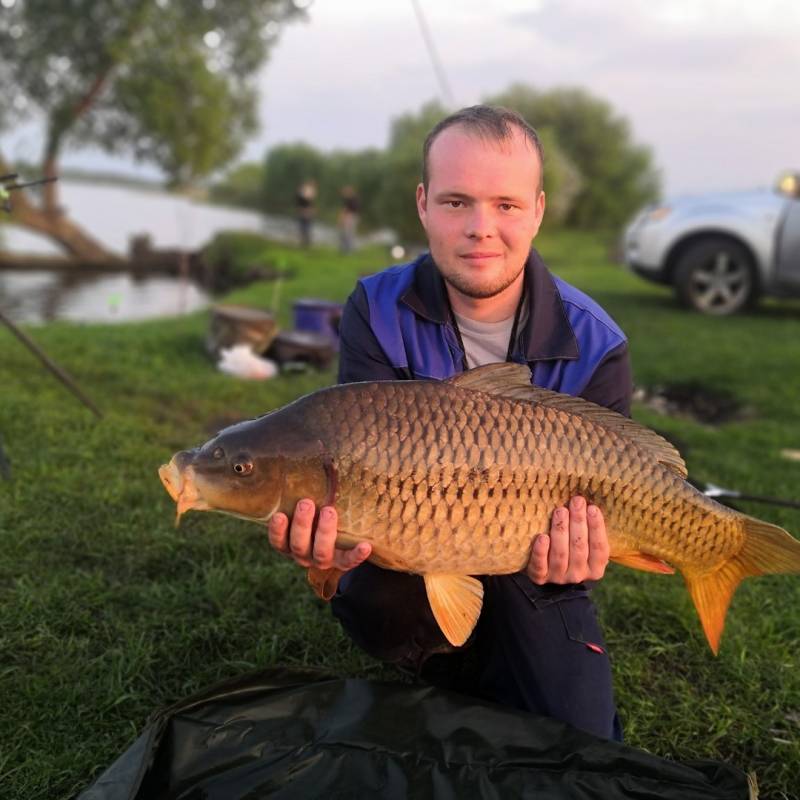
xmin=526 ymin=496 xmax=609 ymax=585
xmin=267 ymin=498 xmax=372 ymax=572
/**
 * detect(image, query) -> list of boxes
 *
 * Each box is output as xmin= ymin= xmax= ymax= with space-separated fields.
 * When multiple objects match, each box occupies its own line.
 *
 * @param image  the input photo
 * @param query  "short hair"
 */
xmin=422 ymin=105 xmax=544 ymax=192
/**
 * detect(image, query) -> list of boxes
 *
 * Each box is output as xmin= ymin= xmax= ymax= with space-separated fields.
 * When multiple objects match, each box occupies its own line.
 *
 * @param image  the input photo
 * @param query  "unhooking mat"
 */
xmin=78 ymin=667 xmax=754 ymax=800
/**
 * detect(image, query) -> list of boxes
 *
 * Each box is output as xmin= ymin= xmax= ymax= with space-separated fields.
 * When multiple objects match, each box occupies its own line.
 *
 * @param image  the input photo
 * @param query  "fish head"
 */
xmin=159 ymin=417 xmax=289 ymax=525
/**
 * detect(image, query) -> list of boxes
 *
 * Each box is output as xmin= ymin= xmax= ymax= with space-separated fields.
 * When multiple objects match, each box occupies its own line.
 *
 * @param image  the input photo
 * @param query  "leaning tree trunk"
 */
xmin=0 ymin=152 xmax=122 ymax=266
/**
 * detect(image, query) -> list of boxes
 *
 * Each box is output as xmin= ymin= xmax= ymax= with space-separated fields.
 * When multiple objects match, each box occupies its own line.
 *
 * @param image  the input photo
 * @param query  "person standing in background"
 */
xmin=295 ymin=179 xmax=317 ymax=247
xmin=338 ymin=185 xmax=360 ymax=253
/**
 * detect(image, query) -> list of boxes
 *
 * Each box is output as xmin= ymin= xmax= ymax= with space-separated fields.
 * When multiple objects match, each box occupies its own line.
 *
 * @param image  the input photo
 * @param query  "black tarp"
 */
xmin=79 ymin=668 xmax=753 ymax=800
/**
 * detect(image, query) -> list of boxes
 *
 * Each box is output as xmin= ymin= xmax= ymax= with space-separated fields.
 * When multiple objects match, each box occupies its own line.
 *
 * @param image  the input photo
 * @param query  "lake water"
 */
xmin=0 ymin=179 xmax=339 ymax=324
xmin=0 ymin=269 xmax=211 ymax=325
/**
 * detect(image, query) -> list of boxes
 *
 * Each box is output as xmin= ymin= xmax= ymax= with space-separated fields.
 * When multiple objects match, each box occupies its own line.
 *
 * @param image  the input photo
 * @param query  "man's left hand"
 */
xmin=526 ymin=496 xmax=609 ymax=585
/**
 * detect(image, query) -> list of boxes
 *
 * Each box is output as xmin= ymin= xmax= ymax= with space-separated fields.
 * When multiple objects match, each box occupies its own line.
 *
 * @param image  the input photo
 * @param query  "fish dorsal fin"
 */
xmin=446 ymin=362 xmax=532 ymax=392
xmin=423 ymin=574 xmax=484 ymax=647
xmin=447 ymin=364 xmax=687 ymax=478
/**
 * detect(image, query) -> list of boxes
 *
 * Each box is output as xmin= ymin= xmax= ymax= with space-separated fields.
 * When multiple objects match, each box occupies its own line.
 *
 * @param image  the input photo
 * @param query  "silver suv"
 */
xmin=623 ymin=171 xmax=800 ymax=314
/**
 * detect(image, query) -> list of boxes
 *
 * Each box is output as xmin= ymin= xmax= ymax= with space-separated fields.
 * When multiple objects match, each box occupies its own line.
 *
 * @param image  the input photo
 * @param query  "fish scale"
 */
xmin=328 ymin=381 xmax=643 ymax=570
xmin=160 ymin=363 xmax=800 ymax=652
xmin=318 ymin=383 xmax=742 ymax=574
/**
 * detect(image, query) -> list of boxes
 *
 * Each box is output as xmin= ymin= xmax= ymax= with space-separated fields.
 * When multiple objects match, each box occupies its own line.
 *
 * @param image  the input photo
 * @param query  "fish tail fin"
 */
xmin=738 ymin=516 xmax=800 ymax=576
xmin=685 ymin=516 xmax=800 ymax=655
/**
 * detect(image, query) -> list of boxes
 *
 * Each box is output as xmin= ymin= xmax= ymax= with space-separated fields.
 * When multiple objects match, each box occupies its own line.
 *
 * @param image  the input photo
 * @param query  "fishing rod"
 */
xmin=0 ymin=433 xmax=10 ymax=480
xmin=0 ymin=173 xmax=102 ymax=478
xmin=0 ymin=308 xmax=103 ymax=419
xmin=1 ymin=173 xmax=58 ymax=211
xmin=702 ymin=482 xmax=800 ymax=511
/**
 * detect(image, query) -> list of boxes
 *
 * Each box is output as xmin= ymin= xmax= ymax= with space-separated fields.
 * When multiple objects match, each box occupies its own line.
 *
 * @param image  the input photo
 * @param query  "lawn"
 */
xmin=1 ymin=231 xmax=799 ymax=798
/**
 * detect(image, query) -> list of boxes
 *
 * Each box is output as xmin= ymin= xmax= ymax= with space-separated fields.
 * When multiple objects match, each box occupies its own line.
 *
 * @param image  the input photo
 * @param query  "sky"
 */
xmin=2 ymin=0 xmax=798 ymax=198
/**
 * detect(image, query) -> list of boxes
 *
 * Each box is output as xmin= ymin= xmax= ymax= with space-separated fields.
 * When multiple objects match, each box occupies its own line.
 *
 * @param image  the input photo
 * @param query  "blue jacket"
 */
xmin=338 ymin=250 xmax=631 ymax=416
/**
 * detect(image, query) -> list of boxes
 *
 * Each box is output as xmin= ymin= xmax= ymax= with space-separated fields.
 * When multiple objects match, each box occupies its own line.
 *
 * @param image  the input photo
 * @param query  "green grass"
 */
xmin=2 ymin=233 xmax=799 ymax=798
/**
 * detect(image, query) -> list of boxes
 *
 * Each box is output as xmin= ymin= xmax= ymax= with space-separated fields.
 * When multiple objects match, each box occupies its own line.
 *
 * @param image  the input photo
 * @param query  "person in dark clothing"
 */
xmin=338 ymin=185 xmax=360 ymax=253
xmin=268 ymin=105 xmax=632 ymax=741
xmin=295 ymin=179 xmax=317 ymax=247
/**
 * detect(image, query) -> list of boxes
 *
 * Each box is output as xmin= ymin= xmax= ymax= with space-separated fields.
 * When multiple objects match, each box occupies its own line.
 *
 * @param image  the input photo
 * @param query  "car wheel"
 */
xmin=674 ymin=238 xmax=757 ymax=315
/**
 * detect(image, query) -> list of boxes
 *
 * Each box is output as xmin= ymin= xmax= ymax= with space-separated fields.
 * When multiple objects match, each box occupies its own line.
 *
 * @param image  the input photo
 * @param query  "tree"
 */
xmin=376 ymin=100 xmax=448 ymax=244
xmin=487 ymin=85 xmax=660 ymax=229
xmin=210 ymin=162 xmax=265 ymax=210
xmin=532 ymin=127 xmax=582 ymax=227
xmin=318 ymin=148 xmax=386 ymax=231
xmin=261 ymin=143 xmax=326 ymax=217
xmin=0 ymin=0 xmax=300 ymax=262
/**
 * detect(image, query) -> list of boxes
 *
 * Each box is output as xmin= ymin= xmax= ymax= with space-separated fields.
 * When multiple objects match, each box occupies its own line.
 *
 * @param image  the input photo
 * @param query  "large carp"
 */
xmin=159 ymin=363 xmax=800 ymax=653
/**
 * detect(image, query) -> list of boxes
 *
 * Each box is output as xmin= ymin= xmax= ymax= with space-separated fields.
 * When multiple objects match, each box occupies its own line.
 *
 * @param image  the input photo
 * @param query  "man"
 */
xmin=269 ymin=106 xmax=632 ymax=741
xmin=295 ymin=179 xmax=317 ymax=247
xmin=337 ymin=185 xmax=360 ymax=253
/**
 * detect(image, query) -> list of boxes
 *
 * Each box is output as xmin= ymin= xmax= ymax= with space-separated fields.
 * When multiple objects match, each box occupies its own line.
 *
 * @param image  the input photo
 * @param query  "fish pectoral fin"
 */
xmin=423 ymin=574 xmax=484 ymax=647
xmin=610 ymin=551 xmax=675 ymax=574
xmin=307 ymin=567 xmax=344 ymax=601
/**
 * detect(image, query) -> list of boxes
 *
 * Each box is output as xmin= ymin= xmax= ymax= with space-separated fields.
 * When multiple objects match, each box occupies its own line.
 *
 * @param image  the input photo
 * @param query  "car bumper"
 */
xmin=622 ymin=216 xmax=671 ymax=283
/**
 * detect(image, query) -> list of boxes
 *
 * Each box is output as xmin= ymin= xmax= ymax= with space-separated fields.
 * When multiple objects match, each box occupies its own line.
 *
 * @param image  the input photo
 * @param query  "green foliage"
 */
xmin=251 ymin=85 xmax=657 ymax=241
xmin=209 ymin=162 xmax=265 ymax=209
xmin=203 ymin=230 xmax=281 ymax=269
xmin=487 ymin=84 xmax=661 ymax=228
xmin=0 ymin=0 xmax=300 ymax=185
xmin=375 ymin=100 xmax=448 ymax=244
xmin=534 ymin=127 xmax=583 ymax=226
xmin=1 ymin=232 xmax=800 ymax=799
xmin=110 ymin=46 xmax=257 ymax=188
xmin=261 ymin=142 xmax=327 ymax=216
xmin=200 ymin=233 xmax=392 ymax=326
xmin=320 ymin=148 xmax=386 ymax=230
xmin=260 ymin=144 xmax=387 ymax=232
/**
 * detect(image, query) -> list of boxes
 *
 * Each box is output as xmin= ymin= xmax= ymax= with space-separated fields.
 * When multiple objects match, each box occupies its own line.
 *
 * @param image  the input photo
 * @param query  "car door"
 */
xmin=775 ymin=196 xmax=800 ymax=287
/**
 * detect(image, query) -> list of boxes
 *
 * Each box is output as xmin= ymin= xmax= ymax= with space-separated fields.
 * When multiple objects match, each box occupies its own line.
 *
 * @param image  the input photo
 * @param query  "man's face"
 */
xmin=416 ymin=125 xmax=545 ymax=301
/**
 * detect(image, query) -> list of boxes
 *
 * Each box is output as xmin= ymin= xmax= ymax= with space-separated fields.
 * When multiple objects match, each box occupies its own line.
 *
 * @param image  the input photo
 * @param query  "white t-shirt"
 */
xmin=453 ymin=300 xmax=529 ymax=368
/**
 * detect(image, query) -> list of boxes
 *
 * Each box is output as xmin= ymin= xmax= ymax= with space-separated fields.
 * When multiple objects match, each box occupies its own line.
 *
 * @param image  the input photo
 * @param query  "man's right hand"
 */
xmin=267 ymin=498 xmax=372 ymax=572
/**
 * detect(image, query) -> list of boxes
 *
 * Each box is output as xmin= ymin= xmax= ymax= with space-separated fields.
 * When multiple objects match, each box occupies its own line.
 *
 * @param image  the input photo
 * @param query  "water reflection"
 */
xmin=0 ymin=269 xmax=210 ymax=324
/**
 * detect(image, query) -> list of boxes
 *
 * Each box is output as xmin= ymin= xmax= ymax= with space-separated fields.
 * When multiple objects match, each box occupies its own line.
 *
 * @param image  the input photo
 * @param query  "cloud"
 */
xmin=496 ymin=0 xmax=799 ymax=192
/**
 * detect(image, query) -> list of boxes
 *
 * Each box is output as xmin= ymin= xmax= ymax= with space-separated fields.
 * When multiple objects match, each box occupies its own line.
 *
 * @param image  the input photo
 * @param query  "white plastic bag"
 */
xmin=216 ymin=344 xmax=278 ymax=380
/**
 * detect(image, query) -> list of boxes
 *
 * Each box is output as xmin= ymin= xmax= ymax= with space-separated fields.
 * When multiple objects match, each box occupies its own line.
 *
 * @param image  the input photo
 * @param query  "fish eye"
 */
xmin=233 ymin=460 xmax=254 ymax=476
xmin=212 ymin=447 xmax=224 ymax=460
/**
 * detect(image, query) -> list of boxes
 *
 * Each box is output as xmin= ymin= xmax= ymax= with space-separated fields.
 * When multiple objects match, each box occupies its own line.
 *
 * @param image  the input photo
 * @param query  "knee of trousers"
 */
xmin=330 ymin=563 xmax=450 ymax=664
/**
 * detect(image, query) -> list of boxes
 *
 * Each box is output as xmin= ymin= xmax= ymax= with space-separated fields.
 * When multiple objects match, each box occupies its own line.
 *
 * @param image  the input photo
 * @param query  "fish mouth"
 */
xmin=158 ymin=459 xmax=211 ymax=526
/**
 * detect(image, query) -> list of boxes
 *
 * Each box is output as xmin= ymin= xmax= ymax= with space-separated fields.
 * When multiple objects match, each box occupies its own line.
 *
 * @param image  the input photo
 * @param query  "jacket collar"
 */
xmin=400 ymin=249 xmax=579 ymax=362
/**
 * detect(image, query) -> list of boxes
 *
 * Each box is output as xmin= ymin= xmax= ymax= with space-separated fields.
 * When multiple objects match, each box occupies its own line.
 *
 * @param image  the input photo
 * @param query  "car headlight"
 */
xmin=645 ymin=205 xmax=671 ymax=222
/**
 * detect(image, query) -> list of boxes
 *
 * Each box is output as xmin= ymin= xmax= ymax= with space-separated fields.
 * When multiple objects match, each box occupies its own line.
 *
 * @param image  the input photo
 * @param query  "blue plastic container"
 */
xmin=293 ymin=298 xmax=343 ymax=348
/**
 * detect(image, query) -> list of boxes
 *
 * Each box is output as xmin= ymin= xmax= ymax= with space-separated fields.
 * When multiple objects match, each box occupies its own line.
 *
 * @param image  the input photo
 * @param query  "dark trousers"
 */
xmin=331 ymin=563 xmax=622 ymax=741
xmin=297 ymin=216 xmax=313 ymax=247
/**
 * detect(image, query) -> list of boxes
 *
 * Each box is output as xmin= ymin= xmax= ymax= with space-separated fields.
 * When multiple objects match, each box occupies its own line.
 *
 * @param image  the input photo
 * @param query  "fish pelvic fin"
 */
xmin=307 ymin=567 xmax=344 ymax=601
xmin=423 ymin=574 xmax=484 ymax=647
xmin=686 ymin=516 xmax=800 ymax=655
xmin=610 ymin=551 xmax=675 ymax=574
